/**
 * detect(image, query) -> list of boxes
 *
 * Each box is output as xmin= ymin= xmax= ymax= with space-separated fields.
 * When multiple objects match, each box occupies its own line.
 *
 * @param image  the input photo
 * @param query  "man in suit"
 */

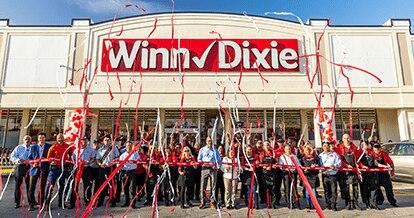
xmin=28 ymin=133 xmax=52 ymax=210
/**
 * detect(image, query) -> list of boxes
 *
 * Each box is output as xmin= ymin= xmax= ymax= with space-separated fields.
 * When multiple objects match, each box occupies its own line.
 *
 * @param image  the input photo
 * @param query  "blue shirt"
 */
xmin=10 ymin=144 xmax=32 ymax=164
xmin=319 ymin=151 xmax=342 ymax=175
xmin=72 ymin=146 xmax=97 ymax=167
xmin=119 ymin=151 xmax=140 ymax=170
xmin=97 ymin=146 xmax=120 ymax=166
xmin=197 ymin=145 xmax=222 ymax=167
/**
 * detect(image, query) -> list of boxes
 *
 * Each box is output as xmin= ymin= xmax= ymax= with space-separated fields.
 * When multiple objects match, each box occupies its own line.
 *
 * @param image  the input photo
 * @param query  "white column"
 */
xmin=398 ymin=109 xmax=410 ymax=141
xmin=19 ymin=109 xmax=31 ymax=139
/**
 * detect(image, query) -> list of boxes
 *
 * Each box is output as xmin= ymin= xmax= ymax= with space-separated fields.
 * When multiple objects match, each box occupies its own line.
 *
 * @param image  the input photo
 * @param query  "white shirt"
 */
xmin=221 ymin=157 xmax=241 ymax=179
xmin=278 ymin=154 xmax=301 ymax=171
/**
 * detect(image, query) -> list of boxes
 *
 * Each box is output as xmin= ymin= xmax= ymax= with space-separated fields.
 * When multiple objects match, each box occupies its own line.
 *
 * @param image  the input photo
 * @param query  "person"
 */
xmin=253 ymin=140 xmax=266 ymax=204
xmin=162 ymin=147 xmax=178 ymax=206
xmin=242 ymin=145 xmax=260 ymax=209
xmin=119 ymin=141 xmax=140 ymax=209
xmin=68 ymin=136 xmax=97 ymax=209
xmin=358 ymin=142 xmax=388 ymax=210
xmin=319 ymin=141 xmax=341 ymax=211
xmin=192 ymin=142 xmax=202 ymax=201
xmin=197 ymin=136 xmax=222 ymax=209
xmin=27 ymin=133 xmax=52 ymax=211
xmin=90 ymin=140 xmax=101 ymax=196
xmin=278 ymin=144 xmax=301 ymax=209
xmin=115 ymin=136 xmax=126 ymax=204
xmin=215 ymin=145 xmax=226 ymax=206
xmin=338 ymin=134 xmax=363 ymax=210
xmin=178 ymin=146 xmax=197 ymax=208
xmin=373 ymin=143 xmax=398 ymax=207
xmin=44 ymin=133 xmax=74 ymax=210
xmin=273 ymin=138 xmax=285 ymax=205
xmin=301 ymin=145 xmax=320 ymax=209
xmin=259 ymin=141 xmax=278 ymax=209
xmin=143 ymin=145 xmax=162 ymax=206
xmin=10 ymin=135 xmax=32 ymax=209
xmin=135 ymin=145 xmax=147 ymax=202
xmin=221 ymin=148 xmax=241 ymax=209
xmin=96 ymin=136 xmax=120 ymax=207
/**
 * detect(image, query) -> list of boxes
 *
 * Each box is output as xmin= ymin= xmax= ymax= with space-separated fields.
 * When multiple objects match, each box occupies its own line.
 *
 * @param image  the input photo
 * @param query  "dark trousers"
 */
xmin=283 ymin=171 xmax=299 ymax=207
xmin=180 ymin=183 xmax=192 ymax=207
xmin=28 ymin=171 xmax=39 ymax=206
xmin=136 ymin=172 xmax=146 ymax=200
xmin=344 ymin=183 xmax=359 ymax=205
xmin=14 ymin=164 xmax=30 ymax=205
xmin=90 ymin=167 xmax=100 ymax=195
xmin=146 ymin=180 xmax=156 ymax=203
xmin=322 ymin=174 xmax=338 ymax=206
xmin=121 ymin=170 xmax=137 ymax=204
xmin=215 ymin=171 xmax=225 ymax=204
xmin=264 ymin=184 xmax=277 ymax=208
xmin=37 ymin=173 xmax=49 ymax=206
xmin=194 ymin=167 xmax=201 ymax=200
xmin=336 ymin=172 xmax=346 ymax=199
xmin=70 ymin=166 xmax=93 ymax=206
xmin=275 ymin=168 xmax=283 ymax=203
xmin=256 ymin=168 xmax=266 ymax=203
xmin=377 ymin=172 xmax=397 ymax=204
xmin=163 ymin=175 xmax=176 ymax=205
xmin=360 ymin=180 xmax=378 ymax=207
xmin=98 ymin=166 xmax=116 ymax=204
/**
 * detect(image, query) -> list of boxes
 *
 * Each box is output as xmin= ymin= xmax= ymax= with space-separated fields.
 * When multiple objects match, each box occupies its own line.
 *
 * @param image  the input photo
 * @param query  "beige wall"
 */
xmin=377 ymin=109 xmax=400 ymax=142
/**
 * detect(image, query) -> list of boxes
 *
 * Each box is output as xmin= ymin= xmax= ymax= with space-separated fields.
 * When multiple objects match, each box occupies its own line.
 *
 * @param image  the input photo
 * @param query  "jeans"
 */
xmin=305 ymin=188 xmax=316 ymax=207
xmin=246 ymin=183 xmax=258 ymax=207
xmin=45 ymin=166 xmax=67 ymax=207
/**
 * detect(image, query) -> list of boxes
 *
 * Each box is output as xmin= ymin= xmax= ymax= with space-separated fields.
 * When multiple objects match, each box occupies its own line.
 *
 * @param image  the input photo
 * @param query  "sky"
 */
xmin=0 ymin=0 xmax=413 ymax=32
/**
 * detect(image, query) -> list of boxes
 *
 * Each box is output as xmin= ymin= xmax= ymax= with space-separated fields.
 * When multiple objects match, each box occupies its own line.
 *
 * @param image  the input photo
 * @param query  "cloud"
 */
xmin=69 ymin=0 xmax=171 ymax=15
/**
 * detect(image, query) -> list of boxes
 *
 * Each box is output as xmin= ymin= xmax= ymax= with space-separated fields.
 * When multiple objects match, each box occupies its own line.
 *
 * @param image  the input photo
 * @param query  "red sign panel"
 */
xmin=101 ymin=39 xmax=299 ymax=72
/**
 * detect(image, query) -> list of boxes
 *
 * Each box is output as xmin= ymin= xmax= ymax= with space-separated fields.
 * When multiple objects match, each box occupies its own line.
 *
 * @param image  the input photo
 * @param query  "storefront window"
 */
xmin=0 ymin=109 xmax=23 ymax=148
xmin=266 ymin=109 xmax=301 ymax=141
xmin=335 ymin=109 xmax=377 ymax=141
xmin=98 ymin=109 xmax=157 ymax=142
xmin=28 ymin=109 xmax=64 ymax=141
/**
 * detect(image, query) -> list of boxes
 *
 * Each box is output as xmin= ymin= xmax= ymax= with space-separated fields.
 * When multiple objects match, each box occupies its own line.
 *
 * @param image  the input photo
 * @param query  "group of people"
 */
xmin=10 ymin=132 xmax=398 ymax=212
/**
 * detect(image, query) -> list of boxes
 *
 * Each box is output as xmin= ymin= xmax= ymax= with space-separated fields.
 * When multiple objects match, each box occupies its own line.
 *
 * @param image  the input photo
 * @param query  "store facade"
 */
xmin=0 ymin=13 xmax=413 ymax=148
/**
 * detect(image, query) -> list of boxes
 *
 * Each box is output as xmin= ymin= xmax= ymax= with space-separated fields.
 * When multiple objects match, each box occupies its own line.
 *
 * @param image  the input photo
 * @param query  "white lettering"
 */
xmin=105 ymin=40 xmax=141 ymax=69
xmin=171 ymin=48 xmax=190 ymax=69
xmin=279 ymin=48 xmax=298 ymax=69
xmin=251 ymin=48 xmax=270 ymax=69
xmin=218 ymin=41 xmax=241 ymax=69
xmin=149 ymin=48 xmax=169 ymax=69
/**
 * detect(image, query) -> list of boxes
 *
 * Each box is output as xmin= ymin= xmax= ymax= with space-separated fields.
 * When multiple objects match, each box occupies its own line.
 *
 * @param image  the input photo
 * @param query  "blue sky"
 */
xmin=0 ymin=0 xmax=413 ymax=31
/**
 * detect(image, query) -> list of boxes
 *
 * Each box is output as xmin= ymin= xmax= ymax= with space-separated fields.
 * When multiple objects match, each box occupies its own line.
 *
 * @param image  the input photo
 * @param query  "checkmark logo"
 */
xmin=192 ymin=41 xmax=216 ymax=68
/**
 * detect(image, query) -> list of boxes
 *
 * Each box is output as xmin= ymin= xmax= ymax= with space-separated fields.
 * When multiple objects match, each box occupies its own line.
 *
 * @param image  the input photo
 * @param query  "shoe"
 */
xmin=97 ymin=202 xmax=103 ymax=207
xmin=165 ymin=202 xmax=171 ymax=207
xmin=198 ymin=203 xmax=205 ymax=209
xmin=131 ymin=204 xmax=138 ymax=209
xmin=28 ymin=205 xmax=35 ymax=211
xmin=275 ymin=201 xmax=280 ymax=206
xmin=121 ymin=203 xmax=130 ymax=207
xmin=67 ymin=204 xmax=75 ymax=209
xmin=272 ymin=205 xmax=277 ymax=209
xmin=180 ymin=205 xmax=188 ymax=209
xmin=370 ymin=205 xmax=382 ymax=210
xmin=391 ymin=202 xmax=398 ymax=207
xmin=346 ymin=203 xmax=352 ymax=210
xmin=377 ymin=201 xmax=383 ymax=205
xmin=255 ymin=204 xmax=260 ymax=209
xmin=143 ymin=201 xmax=152 ymax=206
xmin=110 ymin=202 xmax=116 ymax=207
xmin=332 ymin=205 xmax=338 ymax=211
xmin=187 ymin=201 xmax=193 ymax=207
xmin=210 ymin=202 xmax=217 ymax=209
xmin=226 ymin=206 xmax=232 ymax=210
xmin=354 ymin=202 xmax=363 ymax=211
xmin=327 ymin=204 xmax=332 ymax=210
xmin=14 ymin=204 xmax=20 ymax=209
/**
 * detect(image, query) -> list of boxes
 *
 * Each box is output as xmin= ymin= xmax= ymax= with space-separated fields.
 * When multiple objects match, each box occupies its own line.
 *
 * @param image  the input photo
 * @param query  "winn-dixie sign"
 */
xmin=101 ymin=39 xmax=299 ymax=72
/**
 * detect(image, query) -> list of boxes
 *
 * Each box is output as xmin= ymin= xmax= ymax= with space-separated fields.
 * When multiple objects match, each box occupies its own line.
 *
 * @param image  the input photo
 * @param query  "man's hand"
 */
xmin=362 ymin=165 xmax=368 ymax=169
xmin=347 ymin=165 xmax=353 ymax=169
xmin=390 ymin=170 xmax=395 ymax=177
xmin=329 ymin=165 xmax=335 ymax=170
xmin=179 ymin=171 xmax=185 ymax=176
xmin=19 ymin=159 xmax=26 ymax=164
